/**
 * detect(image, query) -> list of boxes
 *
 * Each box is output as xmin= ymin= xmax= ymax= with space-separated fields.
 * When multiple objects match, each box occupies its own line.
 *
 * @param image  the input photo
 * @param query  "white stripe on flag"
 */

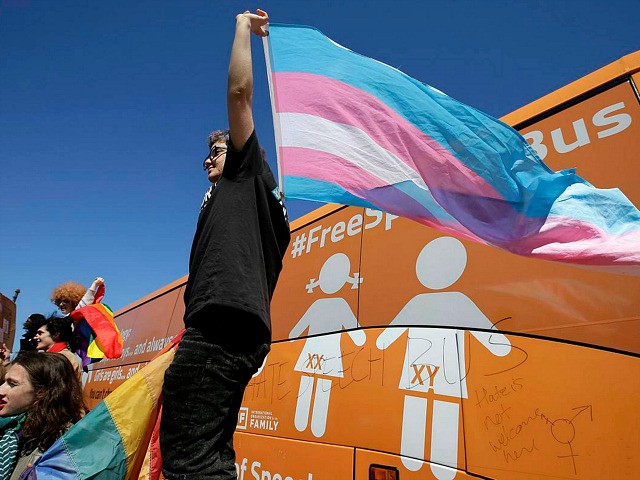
xmin=278 ymin=112 xmax=429 ymax=189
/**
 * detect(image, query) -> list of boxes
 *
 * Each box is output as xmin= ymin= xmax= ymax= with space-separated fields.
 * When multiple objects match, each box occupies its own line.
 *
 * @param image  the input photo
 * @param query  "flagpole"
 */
xmin=262 ymin=32 xmax=285 ymax=197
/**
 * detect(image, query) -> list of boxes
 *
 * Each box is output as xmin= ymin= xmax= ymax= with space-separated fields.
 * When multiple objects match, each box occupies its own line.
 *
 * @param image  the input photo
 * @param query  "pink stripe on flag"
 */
xmin=511 ymin=217 xmax=640 ymax=266
xmin=274 ymin=71 xmax=505 ymax=201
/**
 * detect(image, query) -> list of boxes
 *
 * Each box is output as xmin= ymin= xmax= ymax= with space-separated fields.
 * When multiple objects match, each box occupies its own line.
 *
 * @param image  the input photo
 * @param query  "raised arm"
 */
xmin=77 ymin=276 xmax=104 ymax=308
xmin=227 ymin=9 xmax=269 ymax=151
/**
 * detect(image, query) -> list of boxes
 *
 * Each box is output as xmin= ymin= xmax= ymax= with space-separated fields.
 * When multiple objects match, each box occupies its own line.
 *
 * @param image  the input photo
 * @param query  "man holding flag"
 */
xmin=160 ymin=8 xmax=290 ymax=480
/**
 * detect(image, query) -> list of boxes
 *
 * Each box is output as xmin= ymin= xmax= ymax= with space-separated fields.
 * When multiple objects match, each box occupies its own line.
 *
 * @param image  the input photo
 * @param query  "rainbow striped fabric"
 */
xmin=20 ymin=335 xmax=181 ymax=480
xmin=70 ymin=302 xmax=123 ymax=366
xmin=264 ymin=25 xmax=640 ymax=273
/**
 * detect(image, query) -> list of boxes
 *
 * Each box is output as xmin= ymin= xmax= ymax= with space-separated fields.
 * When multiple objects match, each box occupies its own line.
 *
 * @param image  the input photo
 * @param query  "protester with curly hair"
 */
xmin=50 ymin=277 xmax=104 ymax=315
xmin=33 ymin=316 xmax=82 ymax=380
xmin=0 ymin=352 xmax=85 ymax=480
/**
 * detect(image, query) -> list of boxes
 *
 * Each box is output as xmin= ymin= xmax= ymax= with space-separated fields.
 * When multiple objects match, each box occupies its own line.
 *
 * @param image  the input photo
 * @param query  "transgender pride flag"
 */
xmin=264 ymin=25 xmax=640 ymax=273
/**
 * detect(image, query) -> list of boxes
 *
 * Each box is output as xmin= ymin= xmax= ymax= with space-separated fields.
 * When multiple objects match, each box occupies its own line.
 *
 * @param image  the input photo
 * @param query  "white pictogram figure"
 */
xmin=290 ymin=253 xmax=366 ymax=437
xmin=376 ymin=237 xmax=511 ymax=479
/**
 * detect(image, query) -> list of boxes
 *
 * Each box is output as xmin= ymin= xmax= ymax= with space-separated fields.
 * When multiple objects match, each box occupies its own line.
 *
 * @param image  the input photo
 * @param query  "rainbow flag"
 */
xmin=21 ymin=333 xmax=183 ymax=480
xmin=70 ymin=302 xmax=123 ymax=366
xmin=264 ymin=25 xmax=640 ymax=273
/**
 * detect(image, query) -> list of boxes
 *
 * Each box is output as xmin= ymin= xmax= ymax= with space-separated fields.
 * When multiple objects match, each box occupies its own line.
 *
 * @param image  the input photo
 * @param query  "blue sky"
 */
xmin=1 ymin=0 xmax=638 ymax=347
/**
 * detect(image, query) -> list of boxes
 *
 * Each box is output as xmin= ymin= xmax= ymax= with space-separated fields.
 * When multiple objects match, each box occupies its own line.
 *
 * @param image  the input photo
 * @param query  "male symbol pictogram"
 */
xmin=376 ymin=237 xmax=511 ymax=479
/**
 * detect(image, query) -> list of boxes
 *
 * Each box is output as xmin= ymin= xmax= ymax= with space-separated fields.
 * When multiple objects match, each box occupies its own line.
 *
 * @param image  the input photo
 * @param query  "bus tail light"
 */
xmin=369 ymin=464 xmax=399 ymax=480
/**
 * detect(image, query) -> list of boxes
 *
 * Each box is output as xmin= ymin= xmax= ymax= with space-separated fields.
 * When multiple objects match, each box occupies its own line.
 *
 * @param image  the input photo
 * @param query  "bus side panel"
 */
xmin=240 ymin=327 xmax=640 ymax=478
xmin=164 ymin=285 xmax=187 ymax=340
xmin=234 ymin=432 xmax=353 ymax=480
xmin=120 ymin=285 xmax=183 ymax=364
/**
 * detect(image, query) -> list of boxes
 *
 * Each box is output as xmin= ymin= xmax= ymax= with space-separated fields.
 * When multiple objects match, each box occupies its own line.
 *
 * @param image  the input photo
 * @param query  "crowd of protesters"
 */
xmin=0 ymin=277 xmax=104 ymax=479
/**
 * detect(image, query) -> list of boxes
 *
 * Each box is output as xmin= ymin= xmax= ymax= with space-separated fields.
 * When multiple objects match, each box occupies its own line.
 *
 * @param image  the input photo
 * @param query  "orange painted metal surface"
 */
xmin=234 ymin=432 xmax=354 ymax=479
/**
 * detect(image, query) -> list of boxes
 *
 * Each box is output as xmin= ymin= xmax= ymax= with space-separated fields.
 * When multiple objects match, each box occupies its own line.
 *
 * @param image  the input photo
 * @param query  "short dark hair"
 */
xmin=45 ymin=315 xmax=79 ymax=351
xmin=23 ymin=313 xmax=46 ymax=332
xmin=21 ymin=314 xmax=48 ymax=351
xmin=208 ymin=129 xmax=230 ymax=148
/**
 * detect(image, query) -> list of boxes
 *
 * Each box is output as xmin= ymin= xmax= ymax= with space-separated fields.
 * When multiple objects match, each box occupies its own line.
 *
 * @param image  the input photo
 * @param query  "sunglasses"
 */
xmin=202 ymin=145 xmax=227 ymax=170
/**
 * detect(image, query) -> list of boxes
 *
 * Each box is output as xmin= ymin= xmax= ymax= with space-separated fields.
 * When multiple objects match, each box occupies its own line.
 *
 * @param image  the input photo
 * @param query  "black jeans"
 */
xmin=160 ymin=315 xmax=270 ymax=480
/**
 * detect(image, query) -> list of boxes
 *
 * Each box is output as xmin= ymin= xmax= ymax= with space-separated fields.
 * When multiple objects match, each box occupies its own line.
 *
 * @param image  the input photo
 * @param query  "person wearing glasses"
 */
xmin=159 ymin=8 xmax=290 ymax=480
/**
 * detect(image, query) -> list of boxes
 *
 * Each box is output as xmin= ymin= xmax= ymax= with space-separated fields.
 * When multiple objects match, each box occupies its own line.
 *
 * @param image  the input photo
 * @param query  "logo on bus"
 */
xmin=523 ymin=101 xmax=632 ymax=160
xmin=237 ymin=407 xmax=280 ymax=432
xmin=237 ymin=407 xmax=249 ymax=430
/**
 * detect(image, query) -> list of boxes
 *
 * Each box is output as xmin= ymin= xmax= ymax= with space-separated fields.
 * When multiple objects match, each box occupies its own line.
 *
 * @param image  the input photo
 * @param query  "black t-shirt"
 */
xmin=184 ymin=131 xmax=290 ymax=333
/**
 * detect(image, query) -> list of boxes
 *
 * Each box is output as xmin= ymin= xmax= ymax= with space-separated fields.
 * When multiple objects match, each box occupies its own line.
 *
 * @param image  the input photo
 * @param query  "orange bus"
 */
xmin=85 ymin=51 xmax=640 ymax=480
